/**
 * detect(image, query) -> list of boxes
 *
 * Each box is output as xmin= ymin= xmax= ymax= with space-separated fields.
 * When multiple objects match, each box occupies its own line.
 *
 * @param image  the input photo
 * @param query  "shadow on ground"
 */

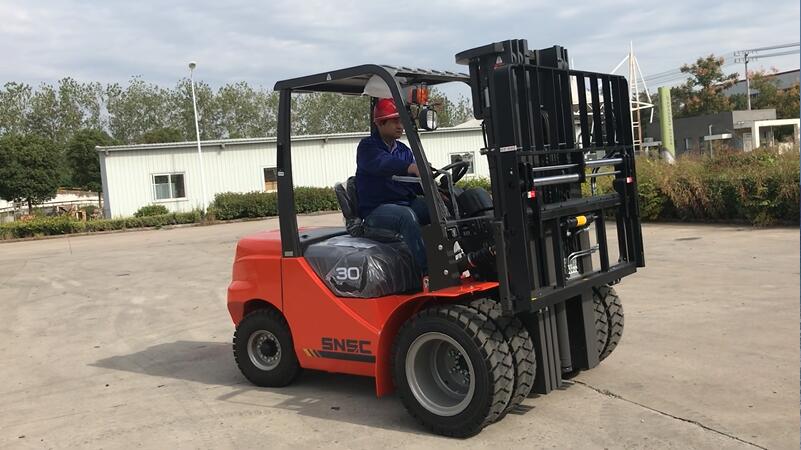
xmin=91 ymin=340 xmax=430 ymax=435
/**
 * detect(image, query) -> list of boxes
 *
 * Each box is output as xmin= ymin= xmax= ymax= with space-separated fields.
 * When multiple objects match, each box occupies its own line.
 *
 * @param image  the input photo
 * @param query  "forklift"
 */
xmin=227 ymin=39 xmax=645 ymax=437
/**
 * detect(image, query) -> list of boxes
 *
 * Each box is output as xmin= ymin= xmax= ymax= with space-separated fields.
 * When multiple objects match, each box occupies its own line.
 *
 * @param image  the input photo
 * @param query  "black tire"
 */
xmin=233 ymin=308 xmax=301 ymax=387
xmin=469 ymin=298 xmax=535 ymax=415
xmin=593 ymin=285 xmax=624 ymax=361
xmin=392 ymin=304 xmax=514 ymax=438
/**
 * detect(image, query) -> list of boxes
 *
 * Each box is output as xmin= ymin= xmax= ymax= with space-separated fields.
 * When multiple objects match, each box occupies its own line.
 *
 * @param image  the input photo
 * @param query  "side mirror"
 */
xmin=418 ymin=107 xmax=438 ymax=131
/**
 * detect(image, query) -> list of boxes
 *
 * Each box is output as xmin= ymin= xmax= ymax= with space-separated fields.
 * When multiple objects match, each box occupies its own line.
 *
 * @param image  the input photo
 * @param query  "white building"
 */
xmin=97 ymin=126 xmax=486 ymax=218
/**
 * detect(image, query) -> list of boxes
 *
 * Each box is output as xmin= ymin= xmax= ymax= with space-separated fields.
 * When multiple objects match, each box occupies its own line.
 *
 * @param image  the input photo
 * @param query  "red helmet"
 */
xmin=373 ymin=98 xmax=400 ymax=122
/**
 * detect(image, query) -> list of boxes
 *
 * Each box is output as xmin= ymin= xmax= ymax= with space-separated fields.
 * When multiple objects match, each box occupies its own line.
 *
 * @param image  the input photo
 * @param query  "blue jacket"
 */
xmin=355 ymin=130 xmax=422 ymax=218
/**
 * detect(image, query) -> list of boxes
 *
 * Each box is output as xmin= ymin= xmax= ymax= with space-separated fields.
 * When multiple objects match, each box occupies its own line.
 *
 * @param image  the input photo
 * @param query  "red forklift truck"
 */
xmin=227 ymin=39 xmax=645 ymax=437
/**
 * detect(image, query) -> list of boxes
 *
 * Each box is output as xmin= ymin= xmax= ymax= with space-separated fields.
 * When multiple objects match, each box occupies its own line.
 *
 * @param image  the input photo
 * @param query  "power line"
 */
xmin=640 ymin=60 xmax=739 ymax=88
xmin=735 ymin=49 xmax=800 ymax=62
xmin=732 ymin=42 xmax=799 ymax=109
xmin=642 ymin=52 xmax=738 ymax=85
xmin=733 ymin=42 xmax=799 ymax=55
xmin=640 ymin=42 xmax=798 ymax=86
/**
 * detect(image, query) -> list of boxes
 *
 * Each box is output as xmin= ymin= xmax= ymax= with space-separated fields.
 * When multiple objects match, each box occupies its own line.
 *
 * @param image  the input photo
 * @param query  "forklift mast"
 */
xmin=455 ymin=40 xmax=645 ymax=392
xmin=455 ymin=39 xmax=645 ymax=314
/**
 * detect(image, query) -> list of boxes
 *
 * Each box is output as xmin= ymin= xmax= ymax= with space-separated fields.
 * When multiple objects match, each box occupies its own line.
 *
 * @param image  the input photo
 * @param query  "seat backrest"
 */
xmin=334 ymin=177 xmax=399 ymax=242
xmin=334 ymin=176 xmax=363 ymax=237
xmin=334 ymin=179 xmax=356 ymax=220
xmin=345 ymin=176 xmax=360 ymax=214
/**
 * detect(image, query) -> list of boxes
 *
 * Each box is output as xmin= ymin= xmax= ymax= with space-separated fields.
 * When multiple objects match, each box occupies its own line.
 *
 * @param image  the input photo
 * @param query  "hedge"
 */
xmin=635 ymin=148 xmax=799 ymax=225
xmin=0 ymin=211 xmax=201 ymax=240
xmin=457 ymin=147 xmax=799 ymax=226
xmin=0 ymin=186 xmax=340 ymax=240
xmin=210 ymin=187 xmax=338 ymax=220
xmin=134 ymin=204 xmax=170 ymax=217
xmin=3 ymin=150 xmax=795 ymax=240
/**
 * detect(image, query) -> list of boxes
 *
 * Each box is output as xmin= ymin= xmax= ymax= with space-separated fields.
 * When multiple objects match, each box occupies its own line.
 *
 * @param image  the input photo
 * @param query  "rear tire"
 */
xmin=233 ymin=308 xmax=301 ymax=387
xmin=392 ymin=304 xmax=514 ymax=437
xmin=469 ymin=298 xmax=535 ymax=414
xmin=593 ymin=285 xmax=624 ymax=361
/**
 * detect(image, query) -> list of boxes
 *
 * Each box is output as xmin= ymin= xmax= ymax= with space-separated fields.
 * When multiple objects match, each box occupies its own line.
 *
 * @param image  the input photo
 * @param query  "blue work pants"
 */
xmin=364 ymin=197 xmax=430 ymax=274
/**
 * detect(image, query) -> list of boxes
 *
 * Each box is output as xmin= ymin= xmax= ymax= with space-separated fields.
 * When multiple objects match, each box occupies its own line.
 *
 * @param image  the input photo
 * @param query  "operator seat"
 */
xmin=334 ymin=177 xmax=400 ymax=242
xmin=305 ymin=177 xmax=420 ymax=298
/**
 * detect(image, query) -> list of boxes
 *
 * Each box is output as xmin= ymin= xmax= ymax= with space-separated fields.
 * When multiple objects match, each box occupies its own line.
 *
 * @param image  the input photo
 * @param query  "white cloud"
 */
xmin=0 ymin=0 xmax=797 ymax=92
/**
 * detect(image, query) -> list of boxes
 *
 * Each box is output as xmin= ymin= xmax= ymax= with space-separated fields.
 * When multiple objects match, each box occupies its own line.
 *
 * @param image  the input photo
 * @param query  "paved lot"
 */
xmin=0 ymin=215 xmax=798 ymax=449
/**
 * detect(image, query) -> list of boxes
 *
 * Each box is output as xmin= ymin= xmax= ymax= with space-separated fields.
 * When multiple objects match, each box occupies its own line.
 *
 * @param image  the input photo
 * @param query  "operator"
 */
xmin=355 ymin=98 xmax=430 ymax=274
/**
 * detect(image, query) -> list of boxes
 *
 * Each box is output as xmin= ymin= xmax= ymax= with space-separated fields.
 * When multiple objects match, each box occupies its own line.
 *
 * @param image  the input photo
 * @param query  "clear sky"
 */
xmin=2 ymin=0 xmax=799 ymax=99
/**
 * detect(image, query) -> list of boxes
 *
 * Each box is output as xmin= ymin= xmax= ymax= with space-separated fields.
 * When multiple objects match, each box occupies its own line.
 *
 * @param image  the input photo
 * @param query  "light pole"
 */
xmin=188 ymin=61 xmax=208 ymax=212
xmin=743 ymin=53 xmax=751 ymax=110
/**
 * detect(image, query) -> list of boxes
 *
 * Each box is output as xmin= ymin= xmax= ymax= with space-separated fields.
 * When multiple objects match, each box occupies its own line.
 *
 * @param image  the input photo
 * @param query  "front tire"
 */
xmin=469 ymin=298 xmax=535 ymax=414
xmin=233 ymin=308 xmax=301 ymax=387
xmin=392 ymin=304 xmax=514 ymax=438
xmin=593 ymin=285 xmax=624 ymax=361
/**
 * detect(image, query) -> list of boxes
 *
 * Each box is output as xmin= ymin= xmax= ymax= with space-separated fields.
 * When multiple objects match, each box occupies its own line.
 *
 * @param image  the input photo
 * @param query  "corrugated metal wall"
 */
xmin=100 ymin=127 xmax=485 ymax=217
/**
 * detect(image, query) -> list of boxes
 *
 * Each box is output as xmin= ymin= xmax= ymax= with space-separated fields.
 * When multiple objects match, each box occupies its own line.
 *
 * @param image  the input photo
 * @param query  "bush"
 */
xmin=294 ymin=187 xmax=339 ymax=214
xmin=210 ymin=191 xmax=277 ymax=220
xmin=634 ymin=147 xmax=799 ymax=225
xmin=634 ymin=159 xmax=669 ymax=221
xmin=210 ymin=187 xmax=338 ymax=220
xmin=453 ymin=148 xmax=799 ymax=226
xmin=457 ymin=177 xmax=491 ymax=191
xmin=82 ymin=204 xmax=100 ymax=218
xmin=134 ymin=204 xmax=169 ymax=217
xmin=0 ymin=211 xmax=203 ymax=240
xmin=0 ymin=216 xmax=81 ymax=239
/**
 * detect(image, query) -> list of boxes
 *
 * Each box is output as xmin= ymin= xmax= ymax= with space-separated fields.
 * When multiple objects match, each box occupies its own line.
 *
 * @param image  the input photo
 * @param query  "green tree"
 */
xmin=672 ymin=55 xmax=738 ymax=117
xmin=731 ymin=70 xmax=800 ymax=119
xmin=0 ymin=82 xmax=33 ymax=135
xmin=292 ymin=92 xmax=370 ymax=135
xmin=74 ymin=81 xmax=107 ymax=131
xmin=777 ymin=83 xmax=800 ymax=119
xmin=106 ymin=77 xmax=173 ymax=144
xmin=430 ymin=89 xmax=473 ymax=127
xmin=0 ymin=76 xmax=474 ymax=145
xmin=141 ymin=127 xmax=184 ymax=144
xmin=26 ymin=84 xmax=61 ymax=141
xmin=66 ymin=129 xmax=114 ymax=196
xmin=170 ymin=78 xmax=219 ymax=140
xmin=214 ymin=82 xmax=277 ymax=138
xmin=55 ymin=78 xmax=88 ymax=141
xmin=0 ymin=134 xmax=62 ymax=213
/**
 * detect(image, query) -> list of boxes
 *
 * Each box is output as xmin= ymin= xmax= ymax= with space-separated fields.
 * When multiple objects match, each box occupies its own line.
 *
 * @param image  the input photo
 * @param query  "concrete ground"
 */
xmin=0 ymin=215 xmax=797 ymax=449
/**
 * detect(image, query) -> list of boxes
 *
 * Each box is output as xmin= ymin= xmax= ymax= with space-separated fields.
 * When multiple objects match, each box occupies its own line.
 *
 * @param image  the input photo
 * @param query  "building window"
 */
xmin=449 ymin=152 xmax=475 ymax=175
xmin=264 ymin=167 xmax=278 ymax=192
xmin=153 ymin=173 xmax=186 ymax=200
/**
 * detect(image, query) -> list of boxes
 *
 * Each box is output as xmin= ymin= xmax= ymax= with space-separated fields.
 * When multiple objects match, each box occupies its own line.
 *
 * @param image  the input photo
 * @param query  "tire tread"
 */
xmin=469 ymin=298 xmax=536 ymax=415
xmin=593 ymin=286 xmax=624 ymax=361
xmin=392 ymin=304 xmax=514 ymax=437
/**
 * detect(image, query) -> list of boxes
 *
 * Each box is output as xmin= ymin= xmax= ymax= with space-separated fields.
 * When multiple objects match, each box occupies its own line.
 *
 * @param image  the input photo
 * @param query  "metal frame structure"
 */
xmin=611 ymin=42 xmax=654 ymax=153
xmin=274 ymin=65 xmax=470 ymax=292
xmin=456 ymin=39 xmax=645 ymax=391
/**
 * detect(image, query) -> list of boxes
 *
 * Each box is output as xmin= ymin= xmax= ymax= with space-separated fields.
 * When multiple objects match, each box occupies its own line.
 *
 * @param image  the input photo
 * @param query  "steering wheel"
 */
xmin=431 ymin=159 xmax=471 ymax=185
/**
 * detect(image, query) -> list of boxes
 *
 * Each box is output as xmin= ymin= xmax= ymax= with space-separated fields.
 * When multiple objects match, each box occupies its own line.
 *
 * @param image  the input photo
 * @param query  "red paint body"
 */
xmin=227 ymin=228 xmax=498 ymax=396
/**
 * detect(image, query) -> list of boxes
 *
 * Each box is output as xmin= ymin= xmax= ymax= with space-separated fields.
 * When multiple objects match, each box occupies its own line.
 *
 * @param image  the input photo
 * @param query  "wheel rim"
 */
xmin=248 ymin=330 xmax=281 ymax=371
xmin=405 ymin=332 xmax=475 ymax=416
